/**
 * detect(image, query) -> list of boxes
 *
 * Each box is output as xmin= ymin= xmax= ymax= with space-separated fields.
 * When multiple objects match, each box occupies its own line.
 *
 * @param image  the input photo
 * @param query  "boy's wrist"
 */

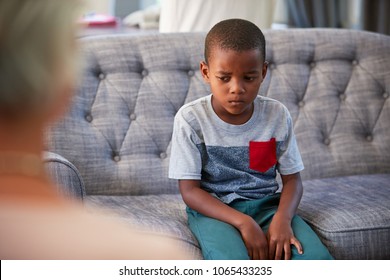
xmin=233 ymin=212 xmax=255 ymax=230
xmin=273 ymin=211 xmax=292 ymax=224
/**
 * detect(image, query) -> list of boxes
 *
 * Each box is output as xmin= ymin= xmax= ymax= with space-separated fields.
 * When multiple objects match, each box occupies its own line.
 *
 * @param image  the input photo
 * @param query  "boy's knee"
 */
xmin=187 ymin=208 xmax=250 ymax=260
xmin=291 ymin=216 xmax=334 ymax=260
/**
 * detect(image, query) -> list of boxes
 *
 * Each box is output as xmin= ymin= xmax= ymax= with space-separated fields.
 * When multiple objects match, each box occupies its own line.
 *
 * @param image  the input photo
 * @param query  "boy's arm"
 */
xmin=179 ymin=179 xmax=269 ymax=260
xmin=266 ymin=172 xmax=304 ymax=259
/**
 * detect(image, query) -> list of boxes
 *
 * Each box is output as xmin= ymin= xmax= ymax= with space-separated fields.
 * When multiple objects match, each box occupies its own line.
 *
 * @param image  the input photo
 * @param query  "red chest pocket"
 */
xmin=249 ymin=138 xmax=277 ymax=172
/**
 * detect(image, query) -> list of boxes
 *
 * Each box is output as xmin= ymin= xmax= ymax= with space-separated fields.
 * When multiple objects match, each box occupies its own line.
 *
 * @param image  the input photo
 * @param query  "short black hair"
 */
xmin=204 ymin=18 xmax=266 ymax=64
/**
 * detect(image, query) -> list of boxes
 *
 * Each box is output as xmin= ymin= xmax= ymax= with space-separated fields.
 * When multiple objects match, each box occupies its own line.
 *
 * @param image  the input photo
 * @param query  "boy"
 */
xmin=169 ymin=19 xmax=333 ymax=260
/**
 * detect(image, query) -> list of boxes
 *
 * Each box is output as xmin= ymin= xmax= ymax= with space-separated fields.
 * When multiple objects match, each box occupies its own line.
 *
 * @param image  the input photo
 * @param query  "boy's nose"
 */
xmin=230 ymin=79 xmax=245 ymax=94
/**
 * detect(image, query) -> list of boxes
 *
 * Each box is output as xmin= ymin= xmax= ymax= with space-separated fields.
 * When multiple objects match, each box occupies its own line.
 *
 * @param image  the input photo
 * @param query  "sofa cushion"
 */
xmin=85 ymin=194 xmax=202 ymax=259
xmin=298 ymin=174 xmax=390 ymax=259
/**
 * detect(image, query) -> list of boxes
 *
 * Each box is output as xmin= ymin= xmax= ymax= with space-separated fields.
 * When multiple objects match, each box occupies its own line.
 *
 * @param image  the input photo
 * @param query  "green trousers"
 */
xmin=187 ymin=193 xmax=334 ymax=260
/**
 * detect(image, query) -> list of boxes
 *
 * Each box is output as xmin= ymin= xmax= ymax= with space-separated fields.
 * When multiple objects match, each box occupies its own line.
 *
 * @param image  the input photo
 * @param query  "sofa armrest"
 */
xmin=43 ymin=151 xmax=86 ymax=200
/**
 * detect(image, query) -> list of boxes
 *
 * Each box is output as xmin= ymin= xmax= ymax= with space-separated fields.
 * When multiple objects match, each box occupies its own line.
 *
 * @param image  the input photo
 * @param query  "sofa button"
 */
xmin=142 ymin=69 xmax=148 ymax=76
xmin=366 ymin=135 xmax=373 ymax=142
xmin=98 ymin=73 xmax=105 ymax=80
xmin=113 ymin=155 xmax=121 ymax=162
xmin=383 ymin=92 xmax=389 ymax=99
xmin=310 ymin=62 xmax=316 ymax=68
xmin=160 ymin=152 xmax=167 ymax=159
xmin=339 ymin=93 xmax=346 ymax=101
xmin=324 ymin=138 xmax=331 ymax=145
xmin=352 ymin=60 xmax=358 ymax=66
xmin=85 ymin=114 xmax=93 ymax=122
xmin=130 ymin=113 xmax=136 ymax=121
xmin=269 ymin=63 xmax=276 ymax=70
xmin=298 ymin=101 xmax=305 ymax=108
xmin=188 ymin=70 xmax=194 ymax=76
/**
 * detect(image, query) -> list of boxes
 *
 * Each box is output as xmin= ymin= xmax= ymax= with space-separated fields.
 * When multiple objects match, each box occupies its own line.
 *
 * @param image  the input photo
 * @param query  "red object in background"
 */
xmin=80 ymin=13 xmax=117 ymax=27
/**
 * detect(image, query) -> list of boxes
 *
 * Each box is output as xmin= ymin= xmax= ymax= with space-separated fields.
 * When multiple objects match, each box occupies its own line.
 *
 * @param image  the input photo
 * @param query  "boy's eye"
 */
xmin=244 ymin=76 xmax=257 ymax=81
xmin=217 ymin=76 xmax=230 ymax=82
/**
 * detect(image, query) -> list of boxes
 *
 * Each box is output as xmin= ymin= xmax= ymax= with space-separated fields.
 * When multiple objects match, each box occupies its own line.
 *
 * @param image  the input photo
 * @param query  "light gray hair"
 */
xmin=0 ymin=0 xmax=82 ymax=118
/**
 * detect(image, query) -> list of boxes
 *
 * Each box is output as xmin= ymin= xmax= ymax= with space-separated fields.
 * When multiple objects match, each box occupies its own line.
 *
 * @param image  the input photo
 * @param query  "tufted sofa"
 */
xmin=45 ymin=28 xmax=390 ymax=260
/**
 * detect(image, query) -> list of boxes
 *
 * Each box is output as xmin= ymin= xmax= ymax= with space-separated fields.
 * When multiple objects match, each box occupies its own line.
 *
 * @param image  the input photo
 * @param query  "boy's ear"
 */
xmin=200 ymin=61 xmax=210 ymax=83
xmin=262 ymin=61 xmax=268 ymax=79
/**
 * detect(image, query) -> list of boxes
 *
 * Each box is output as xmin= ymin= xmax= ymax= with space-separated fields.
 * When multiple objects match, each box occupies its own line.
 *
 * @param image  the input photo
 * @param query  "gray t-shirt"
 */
xmin=169 ymin=94 xmax=304 ymax=204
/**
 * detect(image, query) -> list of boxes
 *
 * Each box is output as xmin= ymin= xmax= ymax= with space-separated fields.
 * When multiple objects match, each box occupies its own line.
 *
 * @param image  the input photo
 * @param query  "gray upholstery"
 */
xmin=85 ymin=194 xmax=203 ymax=259
xmin=43 ymin=152 xmax=85 ymax=200
xmin=45 ymin=29 xmax=390 ymax=259
xmin=298 ymin=174 xmax=390 ymax=259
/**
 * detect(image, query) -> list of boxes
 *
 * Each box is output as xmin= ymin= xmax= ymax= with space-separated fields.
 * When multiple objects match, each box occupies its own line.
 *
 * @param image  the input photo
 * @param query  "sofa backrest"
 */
xmin=46 ymin=29 xmax=390 ymax=195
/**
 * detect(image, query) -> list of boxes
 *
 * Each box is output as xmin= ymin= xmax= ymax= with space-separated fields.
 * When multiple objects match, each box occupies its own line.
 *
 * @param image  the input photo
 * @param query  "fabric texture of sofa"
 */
xmin=45 ymin=28 xmax=390 ymax=259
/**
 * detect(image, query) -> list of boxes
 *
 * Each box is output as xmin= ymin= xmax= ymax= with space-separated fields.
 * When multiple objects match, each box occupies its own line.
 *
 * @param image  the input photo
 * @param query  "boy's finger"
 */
xmin=261 ymin=246 xmax=269 ymax=260
xmin=284 ymin=243 xmax=292 ymax=260
xmin=275 ymin=244 xmax=283 ymax=260
xmin=268 ymin=240 xmax=276 ymax=260
xmin=291 ymin=237 xmax=303 ymax=254
xmin=251 ymin=246 xmax=261 ymax=260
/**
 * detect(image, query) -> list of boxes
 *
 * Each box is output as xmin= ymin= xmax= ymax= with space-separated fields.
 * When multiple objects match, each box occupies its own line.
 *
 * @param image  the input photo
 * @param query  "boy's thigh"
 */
xmin=187 ymin=208 xmax=249 ymax=260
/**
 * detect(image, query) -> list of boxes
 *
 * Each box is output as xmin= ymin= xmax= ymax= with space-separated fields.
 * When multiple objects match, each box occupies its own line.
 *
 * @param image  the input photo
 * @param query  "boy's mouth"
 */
xmin=229 ymin=100 xmax=245 ymax=105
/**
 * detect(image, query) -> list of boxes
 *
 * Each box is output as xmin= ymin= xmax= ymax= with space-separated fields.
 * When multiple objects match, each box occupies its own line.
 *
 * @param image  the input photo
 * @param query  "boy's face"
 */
xmin=200 ymin=47 xmax=267 ymax=125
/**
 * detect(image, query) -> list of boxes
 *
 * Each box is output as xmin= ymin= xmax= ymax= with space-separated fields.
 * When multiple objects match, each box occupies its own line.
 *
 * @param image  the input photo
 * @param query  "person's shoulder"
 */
xmin=175 ymin=95 xmax=210 ymax=121
xmin=256 ymin=95 xmax=289 ymax=113
xmin=178 ymin=95 xmax=209 ymax=112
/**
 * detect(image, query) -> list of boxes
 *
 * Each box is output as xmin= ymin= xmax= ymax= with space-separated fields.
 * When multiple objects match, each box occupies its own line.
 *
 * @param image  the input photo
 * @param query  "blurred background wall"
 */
xmin=83 ymin=0 xmax=390 ymax=35
xmin=284 ymin=0 xmax=389 ymax=35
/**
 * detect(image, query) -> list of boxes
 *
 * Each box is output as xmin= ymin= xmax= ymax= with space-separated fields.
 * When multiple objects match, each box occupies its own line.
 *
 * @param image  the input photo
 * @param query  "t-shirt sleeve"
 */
xmin=168 ymin=110 xmax=202 ymax=180
xmin=277 ymin=107 xmax=304 ymax=175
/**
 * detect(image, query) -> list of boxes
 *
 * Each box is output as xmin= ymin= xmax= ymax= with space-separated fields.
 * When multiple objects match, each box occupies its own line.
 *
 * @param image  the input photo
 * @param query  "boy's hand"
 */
xmin=267 ymin=172 xmax=304 ymax=260
xmin=266 ymin=213 xmax=303 ymax=260
xmin=238 ymin=215 xmax=269 ymax=260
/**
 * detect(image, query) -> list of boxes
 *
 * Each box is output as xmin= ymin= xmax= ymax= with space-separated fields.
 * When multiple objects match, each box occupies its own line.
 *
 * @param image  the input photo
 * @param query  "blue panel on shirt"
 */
xmin=197 ymin=144 xmax=279 ymax=204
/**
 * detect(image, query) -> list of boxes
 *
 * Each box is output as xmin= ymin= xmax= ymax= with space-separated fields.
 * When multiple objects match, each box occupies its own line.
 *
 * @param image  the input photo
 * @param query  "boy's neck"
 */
xmin=211 ymin=96 xmax=254 ymax=125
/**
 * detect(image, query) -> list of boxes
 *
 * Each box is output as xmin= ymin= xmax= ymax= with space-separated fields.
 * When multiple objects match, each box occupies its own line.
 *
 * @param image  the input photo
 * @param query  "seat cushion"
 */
xmin=298 ymin=174 xmax=390 ymax=259
xmin=85 ymin=194 xmax=202 ymax=259
xmin=85 ymin=174 xmax=389 ymax=260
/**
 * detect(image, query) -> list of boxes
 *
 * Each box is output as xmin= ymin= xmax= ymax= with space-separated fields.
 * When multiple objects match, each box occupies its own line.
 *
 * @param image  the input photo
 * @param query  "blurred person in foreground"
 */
xmin=0 ymin=0 xmax=188 ymax=260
